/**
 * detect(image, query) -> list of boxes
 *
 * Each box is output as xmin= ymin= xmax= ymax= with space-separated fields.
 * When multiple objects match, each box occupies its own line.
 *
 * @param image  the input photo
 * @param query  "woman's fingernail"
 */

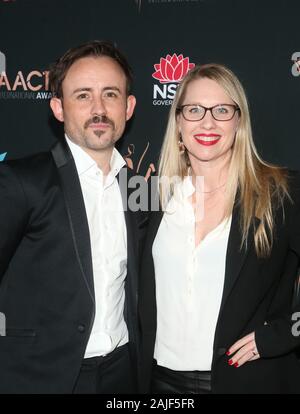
xmin=228 ymin=359 xmax=233 ymax=365
xmin=226 ymin=351 xmax=231 ymax=356
xmin=234 ymin=362 xmax=239 ymax=368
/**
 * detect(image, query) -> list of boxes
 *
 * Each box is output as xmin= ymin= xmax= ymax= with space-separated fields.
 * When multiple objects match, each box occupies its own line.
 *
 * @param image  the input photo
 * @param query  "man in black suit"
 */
xmin=0 ymin=40 xmax=144 ymax=394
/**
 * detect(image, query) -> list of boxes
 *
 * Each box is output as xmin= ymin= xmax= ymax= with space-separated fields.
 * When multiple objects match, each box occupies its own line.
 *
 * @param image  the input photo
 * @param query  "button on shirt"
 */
xmin=66 ymin=136 xmax=128 ymax=358
xmin=152 ymin=176 xmax=232 ymax=371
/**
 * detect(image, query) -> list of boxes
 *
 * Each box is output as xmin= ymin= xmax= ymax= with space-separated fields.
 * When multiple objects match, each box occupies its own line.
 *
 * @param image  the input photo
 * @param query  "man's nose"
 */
xmin=91 ymin=96 xmax=106 ymax=115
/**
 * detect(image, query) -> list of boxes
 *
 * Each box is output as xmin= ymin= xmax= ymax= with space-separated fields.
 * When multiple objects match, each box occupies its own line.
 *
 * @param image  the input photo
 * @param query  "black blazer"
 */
xmin=138 ymin=172 xmax=300 ymax=394
xmin=0 ymin=139 xmax=146 ymax=393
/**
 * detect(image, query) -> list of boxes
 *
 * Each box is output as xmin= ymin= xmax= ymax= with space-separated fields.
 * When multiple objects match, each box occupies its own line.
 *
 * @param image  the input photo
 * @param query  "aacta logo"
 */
xmin=0 ymin=51 xmax=50 ymax=100
xmin=152 ymin=53 xmax=195 ymax=106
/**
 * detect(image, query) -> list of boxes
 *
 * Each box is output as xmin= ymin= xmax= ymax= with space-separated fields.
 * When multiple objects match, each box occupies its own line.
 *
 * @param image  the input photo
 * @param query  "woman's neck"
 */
xmin=189 ymin=151 xmax=232 ymax=193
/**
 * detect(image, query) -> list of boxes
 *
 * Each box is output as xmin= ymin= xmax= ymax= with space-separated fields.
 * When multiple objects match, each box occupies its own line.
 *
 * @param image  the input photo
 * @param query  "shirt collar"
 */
xmin=109 ymin=145 xmax=126 ymax=177
xmin=65 ymin=134 xmax=126 ymax=178
xmin=181 ymin=174 xmax=195 ymax=199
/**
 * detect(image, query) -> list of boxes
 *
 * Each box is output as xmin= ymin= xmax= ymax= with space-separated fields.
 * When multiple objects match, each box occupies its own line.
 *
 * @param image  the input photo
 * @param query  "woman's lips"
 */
xmin=194 ymin=134 xmax=221 ymax=146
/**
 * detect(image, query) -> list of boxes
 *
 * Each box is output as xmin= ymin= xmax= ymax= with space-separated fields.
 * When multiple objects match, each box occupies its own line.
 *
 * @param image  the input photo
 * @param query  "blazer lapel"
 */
xmin=219 ymin=203 xmax=260 ymax=314
xmin=51 ymin=140 xmax=95 ymax=305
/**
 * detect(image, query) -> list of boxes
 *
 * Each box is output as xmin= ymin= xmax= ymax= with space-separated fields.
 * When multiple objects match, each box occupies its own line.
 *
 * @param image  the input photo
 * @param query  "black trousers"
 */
xmin=73 ymin=344 xmax=135 ymax=394
xmin=151 ymin=360 xmax=211 ymax=394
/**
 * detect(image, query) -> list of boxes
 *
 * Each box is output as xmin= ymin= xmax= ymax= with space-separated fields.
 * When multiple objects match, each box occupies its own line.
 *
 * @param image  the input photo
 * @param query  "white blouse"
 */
xmin=152 ymin=176 xmax=232 ymax=371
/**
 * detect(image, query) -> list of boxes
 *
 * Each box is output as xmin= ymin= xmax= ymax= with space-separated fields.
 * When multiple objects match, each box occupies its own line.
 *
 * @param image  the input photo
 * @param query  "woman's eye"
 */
xmin=216 ymin=106 xmax=228 ymax=113
xmin=190 ymin=106 xmax=201 ymax=113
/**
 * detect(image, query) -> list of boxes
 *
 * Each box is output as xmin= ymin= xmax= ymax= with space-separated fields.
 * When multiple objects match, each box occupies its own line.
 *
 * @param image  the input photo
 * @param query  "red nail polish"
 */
xmin=226 ymin=351 xmax=231 ymax=356
xmin=234 ymin=362 xmax=239 ymax=368
xmin=228 ymin=359 xmax=233 ymax=365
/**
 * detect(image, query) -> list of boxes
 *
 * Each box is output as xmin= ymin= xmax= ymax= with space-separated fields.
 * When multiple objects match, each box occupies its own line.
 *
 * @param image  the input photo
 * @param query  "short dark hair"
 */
xmin=49 ymin=40 xmax=133 ymax=98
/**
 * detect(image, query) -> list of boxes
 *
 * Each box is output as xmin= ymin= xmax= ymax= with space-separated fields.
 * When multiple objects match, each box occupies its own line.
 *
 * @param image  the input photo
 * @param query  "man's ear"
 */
xmin=50 ymin=97 xmax=64 ymax=122
xmin=125 ymin=95 xmax=136 ymax=121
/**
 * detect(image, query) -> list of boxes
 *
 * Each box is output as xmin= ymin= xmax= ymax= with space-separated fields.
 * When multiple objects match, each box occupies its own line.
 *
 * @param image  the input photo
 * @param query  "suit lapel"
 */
xmin=51 ymin=140 xmax=95 ymax=304
xmin=117 ymin=167 xmax=143 ymax=366
xmin=144 ymin=209 xmax=164 ymax=258
xmin=118 ymin=167 xmax=137 ymax=267
xmin=118 ymin=167 xmax=138 ymax=294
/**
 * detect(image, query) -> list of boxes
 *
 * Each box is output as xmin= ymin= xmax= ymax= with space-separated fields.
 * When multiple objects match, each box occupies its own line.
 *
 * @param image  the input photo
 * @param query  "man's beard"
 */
xmin=84 ymin=114 xmax=115 ymax=129
xmin=84 ymin=114 xmax=115 ymax=138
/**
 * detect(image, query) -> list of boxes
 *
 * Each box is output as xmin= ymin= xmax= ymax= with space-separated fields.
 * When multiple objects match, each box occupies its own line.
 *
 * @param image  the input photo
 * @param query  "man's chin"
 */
xmin=93 ymin=129 xmax=106 ymax=138
xmin=86 ymin=138 xmax=117 ymax=151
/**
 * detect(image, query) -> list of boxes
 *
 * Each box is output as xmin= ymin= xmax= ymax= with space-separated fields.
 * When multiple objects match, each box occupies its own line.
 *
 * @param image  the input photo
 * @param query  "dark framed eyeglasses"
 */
xmin=177 ymin=103 xmax=240 ymax=121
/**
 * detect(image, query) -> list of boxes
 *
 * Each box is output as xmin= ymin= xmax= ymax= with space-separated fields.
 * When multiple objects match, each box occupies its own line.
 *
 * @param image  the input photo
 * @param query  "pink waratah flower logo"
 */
xmin=152 ymin=54 xmax=195 ymax=84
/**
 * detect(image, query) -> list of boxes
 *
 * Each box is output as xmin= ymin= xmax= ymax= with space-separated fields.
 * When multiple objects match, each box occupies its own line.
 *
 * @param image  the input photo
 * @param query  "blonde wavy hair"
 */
xmin=158 ymin=63 xmax=290 ymax=257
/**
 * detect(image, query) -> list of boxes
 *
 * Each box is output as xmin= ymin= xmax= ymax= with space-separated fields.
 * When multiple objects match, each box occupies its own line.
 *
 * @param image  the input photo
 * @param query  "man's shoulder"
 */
xmin=0 ymin=150 xmax=55 ymax=175
xmin=0 ymin=151 xmax=58 ymax=190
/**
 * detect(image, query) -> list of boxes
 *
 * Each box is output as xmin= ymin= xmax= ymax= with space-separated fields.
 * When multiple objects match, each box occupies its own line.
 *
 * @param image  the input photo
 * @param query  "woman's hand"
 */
xmin=226 ymin=332 xmax=260 ymax=367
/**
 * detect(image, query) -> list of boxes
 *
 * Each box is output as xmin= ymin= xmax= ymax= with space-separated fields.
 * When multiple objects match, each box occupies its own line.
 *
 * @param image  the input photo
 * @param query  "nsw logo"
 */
xmin=152 ymin=53 xmax=195 ymax=106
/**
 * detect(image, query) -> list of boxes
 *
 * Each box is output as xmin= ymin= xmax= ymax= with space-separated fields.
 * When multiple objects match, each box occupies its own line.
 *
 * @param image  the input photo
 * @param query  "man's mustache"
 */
xmin=84 ymin=115 xmax=115 ymax=129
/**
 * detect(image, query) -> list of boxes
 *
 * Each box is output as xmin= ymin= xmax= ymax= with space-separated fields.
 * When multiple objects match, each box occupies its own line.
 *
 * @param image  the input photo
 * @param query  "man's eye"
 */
xmin=105 ymin=91 xmax=118 ymax=98
xmin=77 ymin=93 xmax=89 ymax=100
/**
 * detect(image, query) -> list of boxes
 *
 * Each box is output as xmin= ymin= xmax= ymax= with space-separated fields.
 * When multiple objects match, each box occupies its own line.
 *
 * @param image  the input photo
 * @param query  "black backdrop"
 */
xmin=0 ymin=0 xmax=300 ymax=177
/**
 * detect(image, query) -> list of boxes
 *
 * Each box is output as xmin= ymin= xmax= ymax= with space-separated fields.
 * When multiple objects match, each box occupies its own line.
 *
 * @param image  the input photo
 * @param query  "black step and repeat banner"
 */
xmin=0 ymin=0 xmax=299 ymax=176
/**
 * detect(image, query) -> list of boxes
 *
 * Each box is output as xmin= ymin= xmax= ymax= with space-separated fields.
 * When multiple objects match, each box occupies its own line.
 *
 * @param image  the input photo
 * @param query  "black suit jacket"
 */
xmin=139 ymin=172 xmax=300 ymax=394
xmin=0 ymin=139 xmax=146 ymax=393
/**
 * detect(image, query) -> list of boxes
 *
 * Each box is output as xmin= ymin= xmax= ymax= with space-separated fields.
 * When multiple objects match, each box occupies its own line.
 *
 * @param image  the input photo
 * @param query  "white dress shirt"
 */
xmin=152 ymin=176 xmax=232 ymax=371
xmin=66 ymin=136 xmax=128 ymax=358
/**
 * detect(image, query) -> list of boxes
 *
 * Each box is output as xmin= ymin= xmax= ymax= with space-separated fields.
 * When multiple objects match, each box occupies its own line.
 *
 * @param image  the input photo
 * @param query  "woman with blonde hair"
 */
xmin=139 ymin=63 xmax=300 ymax=393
